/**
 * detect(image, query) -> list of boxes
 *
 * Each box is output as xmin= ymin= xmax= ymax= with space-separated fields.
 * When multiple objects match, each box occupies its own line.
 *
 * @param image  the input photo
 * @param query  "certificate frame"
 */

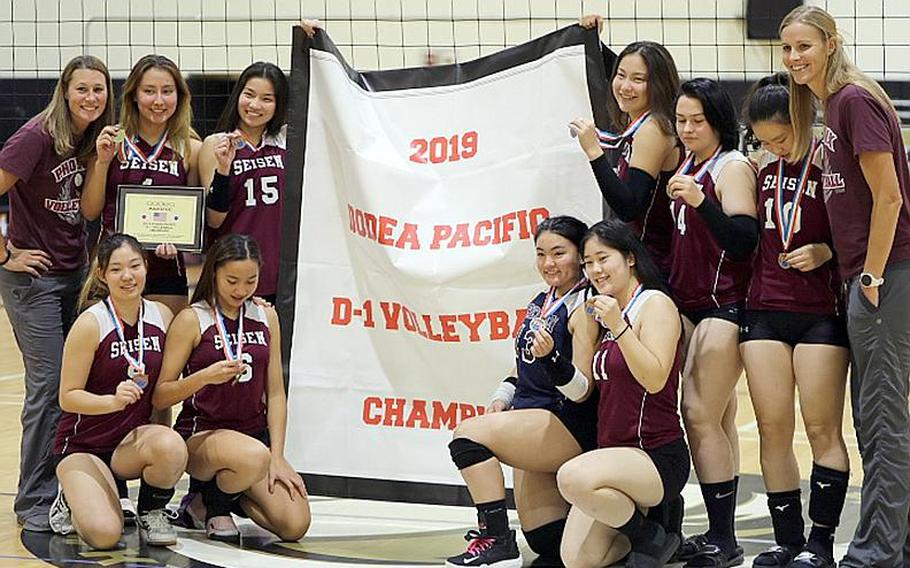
xmin=115 ymin=185 xmax=207 ymax=253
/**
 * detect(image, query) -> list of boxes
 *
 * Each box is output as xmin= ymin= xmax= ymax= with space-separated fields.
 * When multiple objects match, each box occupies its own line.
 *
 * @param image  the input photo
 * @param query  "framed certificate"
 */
xmin=115 ymin=185 xmax=207 ymax=253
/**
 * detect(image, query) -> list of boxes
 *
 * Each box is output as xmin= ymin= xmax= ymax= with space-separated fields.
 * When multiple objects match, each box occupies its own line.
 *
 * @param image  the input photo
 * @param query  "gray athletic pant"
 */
xmin=841 ymin=261 xmax=910 ymax=568
xmin=0 ymin=267 xmax=84 ymax=530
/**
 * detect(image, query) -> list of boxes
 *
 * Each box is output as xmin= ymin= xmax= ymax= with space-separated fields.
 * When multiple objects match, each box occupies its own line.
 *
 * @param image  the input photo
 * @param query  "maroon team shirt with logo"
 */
xmin=822 ymin=84 xmax=910 ymax=279
xmin=616 ymin=134 xmax=676 ymax=276
xmin=592 ymin=290 xmax=684 ymax=450
xmin=668 ymin=150 xmax=754 ymax=312
xmin=211 ymin=129 xmax=286 ymax=296
xmin=54 ymin=300 xmax=167 ymax=456
xmin=174 ymin=300 xmax=271 ymax=438
xmin=104 ymin=139 xmax=189 ymax=283
xmin=0 ymin=116 xmax=87 ymax=272
xmin=748 ymin=150 xmax=841 ymax=314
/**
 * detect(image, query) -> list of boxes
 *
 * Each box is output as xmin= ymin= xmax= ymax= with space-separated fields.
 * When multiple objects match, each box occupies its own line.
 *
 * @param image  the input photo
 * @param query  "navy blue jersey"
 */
xmin=512 ymin=287 xmax=597 ymax=423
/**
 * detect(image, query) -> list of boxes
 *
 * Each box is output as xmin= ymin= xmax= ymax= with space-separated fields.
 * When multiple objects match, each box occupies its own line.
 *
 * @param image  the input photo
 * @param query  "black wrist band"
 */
xmin=207 ymin=171 xmax=232 ymax=212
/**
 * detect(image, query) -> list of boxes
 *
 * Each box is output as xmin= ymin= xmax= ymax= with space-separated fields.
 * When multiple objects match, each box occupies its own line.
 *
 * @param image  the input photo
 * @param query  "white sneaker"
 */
xmin=138 ymin=509 xmax=177 ymax=546
xmin=121 ymin=497 xmax=138 ymax=527
xmin=49 ymin=488 xmax=73 ymax=535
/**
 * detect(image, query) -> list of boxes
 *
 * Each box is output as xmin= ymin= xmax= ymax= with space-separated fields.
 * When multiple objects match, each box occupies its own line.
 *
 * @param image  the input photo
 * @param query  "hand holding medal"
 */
xmin=529 ymin=325 xmax=555 ymax=359
xmin=567 ymin=118 xmax=604 ymax=160
xmin=585 ymin=294 xmax=623 ymax=332
xmin=213 ymin=303 xmax=249 ymax=384
xmin=779 ymin=243 xmax=833 ymax=272
xmin=775 ymin=139 xmax=818 ymax=271
xmin=104 ymin=298 xmax=148 ymax=390
xmin=214 ymin=131 xmax=241 ymax=175
xmin=111 ymin=379 xmax=143 ymax=411
xmin=96 ymin=125 xmax=123 ymax=165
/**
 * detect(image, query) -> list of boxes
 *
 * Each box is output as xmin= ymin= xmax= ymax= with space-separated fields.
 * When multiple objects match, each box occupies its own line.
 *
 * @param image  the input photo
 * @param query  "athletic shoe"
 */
xmin=137 ymin=509 xmax=177 ymax=546
xmin=445 ymin=528 xmax=522 ymax=568
xmin=173 ymin=492 xmax=205 ymax=530
xmin=121 ymin=497 xmax=138 ymax=527
xmin=206 ymin=514 xmax=240 ymax=541
xmin=49 ymin=489 xmax=73 ymax=536
xmin=626 ymin=523 xmax=681 ymax=567
xmin=787 ymin=550 xmax=835 ymax=568
xmin=753 ymin=544 xmax=799 ymax=567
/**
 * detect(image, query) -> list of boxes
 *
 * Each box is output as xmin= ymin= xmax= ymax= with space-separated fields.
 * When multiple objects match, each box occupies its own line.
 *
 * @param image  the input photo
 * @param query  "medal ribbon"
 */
xmin=675 ymin=145 xmax=723 ymax=184
xmin=774 ymin=138 xmax=818 ymax=252
xmin=118 ymin=132 xmax=169 ymax=164
xmin=596 ymin=111 xmax=651 ymax=149
xmin=104 ymin=298 xmax=144 ymax=375
xmin=213 ymin=303 xmax=244 ymax=362
xmin=620 ymin=283 xmax=645 ymax=320
xmin=540 ymin=278 xmax=589 ymax=319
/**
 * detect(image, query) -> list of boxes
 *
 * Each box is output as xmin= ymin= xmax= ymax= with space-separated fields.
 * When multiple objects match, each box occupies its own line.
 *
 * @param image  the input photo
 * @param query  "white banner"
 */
xmin=284 ymin=28 xmax=607 ymax=488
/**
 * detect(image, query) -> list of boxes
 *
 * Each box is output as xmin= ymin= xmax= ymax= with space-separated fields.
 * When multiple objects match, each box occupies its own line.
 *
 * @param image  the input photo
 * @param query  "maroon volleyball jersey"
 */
xmin=592 ymin=290 xmax=684 ymax=450
xmin=54 ymin=300 xmax=167 ymax=455
xmin=616 ymin=134 xmax=676 ymax=276
xmin=174 ymin=300 xmax=271 ymax=437
xmin=210 ymin=128 xmax=286 ymax=296
xmin=747 ymin=150 xmax=840 ymax=315
xmin=103 ymin=139 xmax=189 ymax=284
xmin=668 ymin=150 xmax=754 ymax=312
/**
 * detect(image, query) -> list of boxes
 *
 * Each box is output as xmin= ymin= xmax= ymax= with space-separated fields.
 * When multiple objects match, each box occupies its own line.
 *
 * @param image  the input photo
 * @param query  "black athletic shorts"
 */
xmin=645 ymin=438 xmax=691 ymax=506
xmin=739 ymin=310 xmax=849 ymax=347
xmin=682 ymin=302 xmax=743 ymax=327
xmin=551 ymin=398 xmax=598 ymax=453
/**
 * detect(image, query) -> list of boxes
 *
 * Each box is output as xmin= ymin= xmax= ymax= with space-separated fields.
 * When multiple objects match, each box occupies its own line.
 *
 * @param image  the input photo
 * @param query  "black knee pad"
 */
xmin=523 ymin=518 xmax=566 ymax=559
xmin=116 ymin=477 xmax=129 ymax=499
xmin=448 ymin=437 xmax=494 ymax=470
xmin=808 ymin=464 xmax=848 ymax=527
xmin=646 ymin=494 xmax=684 ymax=535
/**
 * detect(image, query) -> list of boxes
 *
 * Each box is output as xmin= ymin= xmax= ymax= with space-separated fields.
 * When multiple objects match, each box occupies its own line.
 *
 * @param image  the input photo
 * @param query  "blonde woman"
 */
xmin=781 ymin=6 xmax=910 ymax=568
xmin=83 ymin=54 xmax=201 ymax=314
xmin=0 ymin=55 xmax=113 ymax=531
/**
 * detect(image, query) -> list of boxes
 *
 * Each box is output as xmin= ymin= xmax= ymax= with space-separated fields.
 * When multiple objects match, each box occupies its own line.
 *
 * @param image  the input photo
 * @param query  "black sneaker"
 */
xmin=445 ymin=528 xmax=522 ymax=568
xmin=753 ymin=544 xmax=800 ymax=567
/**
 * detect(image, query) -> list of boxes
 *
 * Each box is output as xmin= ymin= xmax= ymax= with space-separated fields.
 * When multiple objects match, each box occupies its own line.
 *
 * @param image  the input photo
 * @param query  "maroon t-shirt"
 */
xmin=617 ymin=135 xmax=676 ymax=276
xmin=54 ymin=300 xmax=167 ymax=455
xmin=748 ymin=150 xmax=841 ymax=314
xmin=822 ymin=84 xmax=910 ymax=279
xmin=592 ymin=290 xmax=684 ymax=450
xmin=174 ymin=300 xmax=271 ymax=437
xmin=668 ymin=150 xmax=754 ymax=312
xmin=211 ymin=129 xmax=286 ymax=296
xmin=0 ymin=116 xmax=87 ymax=272
xmin=103 ymin=138 xmax=189 ymax=285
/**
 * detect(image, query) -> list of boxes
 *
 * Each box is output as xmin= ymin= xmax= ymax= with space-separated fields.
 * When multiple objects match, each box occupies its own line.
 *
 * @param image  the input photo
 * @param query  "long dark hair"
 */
xmin=606 ymin=41 xmax=679 ymax=137
xmin=191 ymin=234 xmax=263 ymax=307
xmin=676 ymin=78 xmax=739 ymax=152
xmin=78 ymin=234 xmax=146 ymax=311
xmin=581 ymin=219 xmax=665 ymax=293
xmin=741 ymin=72 xmax=792 ymax=152
xmin=215 ymin=62 xmax=289 ymax=137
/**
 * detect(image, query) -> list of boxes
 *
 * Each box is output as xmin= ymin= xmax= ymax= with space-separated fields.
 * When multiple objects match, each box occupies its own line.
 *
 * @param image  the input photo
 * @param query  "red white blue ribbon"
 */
xmin=104 ymin=298 xmax=145 ymax=384
xmin=596 ymin=111 xmax=651 ymax=149
xmin=118 ymin=132 xmax=169 ymax=164
xmin=775 ymin=138 xmax=818 ymax=252
xmin=213 ymin=303 xmax=244 ymax=362
xmin=675 ymin=145 xmax=723 ymax=184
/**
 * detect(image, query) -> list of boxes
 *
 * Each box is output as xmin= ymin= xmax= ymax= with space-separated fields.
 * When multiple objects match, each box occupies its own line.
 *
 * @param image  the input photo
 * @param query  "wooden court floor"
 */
xmin=0 ymin=297 xmax=864 ymax=567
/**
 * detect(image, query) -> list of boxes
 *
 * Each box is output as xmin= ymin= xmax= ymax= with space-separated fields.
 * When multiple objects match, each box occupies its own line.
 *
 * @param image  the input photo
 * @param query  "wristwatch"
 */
xmin=859 ymin=272 xmax=884 ymax=288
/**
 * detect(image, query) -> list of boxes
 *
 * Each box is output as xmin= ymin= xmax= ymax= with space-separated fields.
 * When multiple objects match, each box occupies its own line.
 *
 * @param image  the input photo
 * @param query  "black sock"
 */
xmin=188 ymin=476 xmax=204 ymax=494
xmin=700 ymin=479 xmax=737 ymax=551
xmin=116 ymin=478 xmax=130 ymax=500
xmin=476 ymin=499 xmax=509 ymax=537
xmin=767 ymin=489 xmax=805 ymax=549
xmin=618 ymin=509 xmax=666 ymax=557
xmin=137 ymin=480 xmax=176 ymax=514
xmin=806 ymin=464 xmax=848 ymax=560
xmin=202 ymin=479 xmax=239 ymax=519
